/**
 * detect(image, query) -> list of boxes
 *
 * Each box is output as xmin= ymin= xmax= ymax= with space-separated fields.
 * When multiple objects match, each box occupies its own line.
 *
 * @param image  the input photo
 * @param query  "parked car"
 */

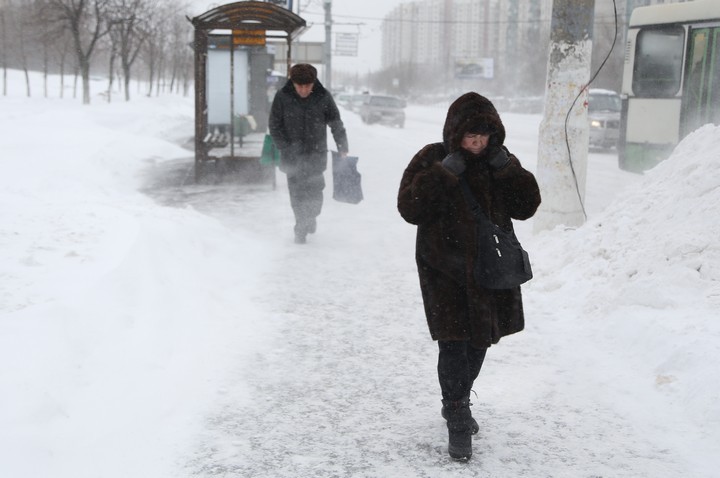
xmin=588 ymin=88 xmax=622 ymax=151
xmin=358 ymin=94 xmax=406 ymax=128
xmin=335 ymin=93 xmax=353 ymax=110
xmin=349 ymin=93 xmax=370 ymax=113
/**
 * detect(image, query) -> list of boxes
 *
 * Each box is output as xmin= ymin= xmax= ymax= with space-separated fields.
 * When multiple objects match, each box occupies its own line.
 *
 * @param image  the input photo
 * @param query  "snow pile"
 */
xmin=0 ymin=75 xmax=275 ymax=477
xmin=530 ymin=124 xmax=720 ymax=433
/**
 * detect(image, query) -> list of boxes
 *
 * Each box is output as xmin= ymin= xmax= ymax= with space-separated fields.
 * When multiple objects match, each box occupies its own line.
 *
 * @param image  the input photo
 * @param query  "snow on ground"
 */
xmin=1 ymin=70 xmax=718 ymax=477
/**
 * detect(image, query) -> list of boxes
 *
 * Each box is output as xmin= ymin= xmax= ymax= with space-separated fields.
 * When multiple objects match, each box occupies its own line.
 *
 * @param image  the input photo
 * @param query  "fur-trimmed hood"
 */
xmin=442 ymin=92 xmax=506 ymax=153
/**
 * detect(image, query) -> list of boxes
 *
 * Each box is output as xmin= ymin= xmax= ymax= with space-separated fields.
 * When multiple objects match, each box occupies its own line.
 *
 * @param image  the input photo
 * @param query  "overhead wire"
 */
xmin=563 ymin=0 xmax=619 ymax=221
xmin=303 ymin=2 xmax=620 ymax=223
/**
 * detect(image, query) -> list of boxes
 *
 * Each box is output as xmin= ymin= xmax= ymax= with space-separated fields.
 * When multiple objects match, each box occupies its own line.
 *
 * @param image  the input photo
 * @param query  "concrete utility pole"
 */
xmin=534 ymin=0 xmax=595 ymax=232
xmin=324 ymin=0 xmax=332 ymax=91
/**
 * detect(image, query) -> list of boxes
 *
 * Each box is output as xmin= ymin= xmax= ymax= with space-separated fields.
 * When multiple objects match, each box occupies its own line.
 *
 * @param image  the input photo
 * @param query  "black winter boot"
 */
xmin=442 ymin=398 xmax=473 ymax=461
xmin=441 ymin=398 xmax=479 ymax=434
xmin=294 ymin=222 xmax=309 ymax=244
xmin=294 ymin=231 xmax=307 ymax=244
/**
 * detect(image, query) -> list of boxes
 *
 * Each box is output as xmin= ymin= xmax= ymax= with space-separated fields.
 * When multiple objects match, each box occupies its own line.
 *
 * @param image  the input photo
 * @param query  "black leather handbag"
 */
xmin=458 ymin=177 xmax=533 ymax=289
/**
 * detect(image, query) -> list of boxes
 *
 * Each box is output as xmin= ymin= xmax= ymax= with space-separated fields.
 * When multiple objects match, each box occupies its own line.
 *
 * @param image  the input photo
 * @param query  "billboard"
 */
xmin=455 ymin=58 xmax=494 ymax=80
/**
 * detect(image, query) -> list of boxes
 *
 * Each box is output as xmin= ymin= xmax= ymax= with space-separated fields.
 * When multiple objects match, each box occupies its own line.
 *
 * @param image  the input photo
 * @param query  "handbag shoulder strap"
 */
xmin=458 ymin=176 xmax=491 ymax=224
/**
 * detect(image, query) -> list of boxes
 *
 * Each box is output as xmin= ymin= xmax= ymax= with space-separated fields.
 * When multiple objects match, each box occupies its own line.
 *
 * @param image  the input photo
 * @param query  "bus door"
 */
xmin=681 ymin=27 xmax=720 ymax=137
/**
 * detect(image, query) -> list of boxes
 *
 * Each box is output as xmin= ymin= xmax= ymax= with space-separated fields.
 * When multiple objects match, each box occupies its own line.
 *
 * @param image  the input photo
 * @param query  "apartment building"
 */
xmin=380 ymin=0 xmax=690 ymax=93
xmin=380 ymin=0 xmax=552 ymax=92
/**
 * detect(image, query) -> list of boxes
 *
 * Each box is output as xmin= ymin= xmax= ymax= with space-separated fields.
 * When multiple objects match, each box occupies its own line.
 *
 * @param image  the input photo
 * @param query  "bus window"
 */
xmin=632 ymin=27 xmax=685 ymax=97
xmin=710 ymin=30 xmax=720 ymax=125
xmin=682 ymin=29 xmax=709 ymax=135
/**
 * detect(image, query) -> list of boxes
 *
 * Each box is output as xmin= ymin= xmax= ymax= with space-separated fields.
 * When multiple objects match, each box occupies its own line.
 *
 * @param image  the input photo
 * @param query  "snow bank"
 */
xmin=529 ymin=124 xmax=720 ymax=433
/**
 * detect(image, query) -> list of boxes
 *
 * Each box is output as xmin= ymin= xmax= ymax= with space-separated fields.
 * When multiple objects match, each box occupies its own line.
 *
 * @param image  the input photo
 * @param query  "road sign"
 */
xmin=335 ymin=32 xmax=358 ymax=57
xmin=233 ymin=30 xmax=266 ymax=46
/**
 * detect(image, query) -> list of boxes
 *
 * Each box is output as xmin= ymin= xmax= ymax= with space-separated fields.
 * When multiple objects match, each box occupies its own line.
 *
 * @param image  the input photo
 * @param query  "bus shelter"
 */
xmin=190 ymin=1 xmax=307 ymax=182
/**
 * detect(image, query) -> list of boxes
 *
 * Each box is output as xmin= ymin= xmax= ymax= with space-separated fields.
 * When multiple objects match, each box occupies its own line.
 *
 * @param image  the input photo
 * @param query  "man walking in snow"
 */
xmin=269 ymin=63 xmax=349 ymax=244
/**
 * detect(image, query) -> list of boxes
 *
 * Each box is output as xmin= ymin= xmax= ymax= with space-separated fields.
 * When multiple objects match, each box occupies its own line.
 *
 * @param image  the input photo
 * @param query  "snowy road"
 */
xmin=140 ymin=107 xmax=715 ymax=477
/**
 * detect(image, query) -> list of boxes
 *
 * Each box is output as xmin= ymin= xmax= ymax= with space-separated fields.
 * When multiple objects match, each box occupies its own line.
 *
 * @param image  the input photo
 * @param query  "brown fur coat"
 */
xmin=397 ymin=93 xmax=541 ymax=348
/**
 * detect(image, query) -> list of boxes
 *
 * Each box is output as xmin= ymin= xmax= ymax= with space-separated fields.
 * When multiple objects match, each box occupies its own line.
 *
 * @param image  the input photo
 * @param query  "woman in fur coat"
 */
xmin=397 ymin=92 xmax=541 ymax=461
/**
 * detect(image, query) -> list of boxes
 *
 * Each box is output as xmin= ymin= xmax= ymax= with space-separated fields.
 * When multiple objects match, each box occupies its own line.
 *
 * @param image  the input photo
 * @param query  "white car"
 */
xmin=588 ymin=89 xmax=622 ymax=151
xmin=358 ymin=95 xmax=406 ymax=128
xmin=335 ymin=93 xmax=353 ymax=110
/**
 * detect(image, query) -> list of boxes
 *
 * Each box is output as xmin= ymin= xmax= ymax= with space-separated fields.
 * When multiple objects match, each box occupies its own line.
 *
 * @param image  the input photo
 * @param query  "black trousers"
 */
xmin=286 ymin=172 xmax=325 ymax=233
xmin=437 ymin=340 xmax=488 ymax=402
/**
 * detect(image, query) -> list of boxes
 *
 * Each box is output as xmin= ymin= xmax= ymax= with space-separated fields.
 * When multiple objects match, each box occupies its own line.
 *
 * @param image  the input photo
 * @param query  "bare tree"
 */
xmin=166 ymin=6 xmax=192 ymax=95
xmin=106 ymin=0 xmax=151 ymax=101
xmin=48 ymin=0 xmax=111 ymax=104
xmin=33 ymin=0 xmax=61 ymax=98
xmin=42 ymin=18 xmax=49 ymax=96
xmin=55 ymin=32 xmax=73 ymax=97
xmin=141 ymin=5 xmax=161 ymax=97
xmin=16 ymin=2 xmax=31 ymax=96
xmin=2 ymin=0 xmax=194 ymax=100
xmin=141 ymin=0 xmax=185 ymax=97
xmin=0 ymin=0 xmax=33 ymax=96
xmin=105 ymin=25 xmax=117 ymax=101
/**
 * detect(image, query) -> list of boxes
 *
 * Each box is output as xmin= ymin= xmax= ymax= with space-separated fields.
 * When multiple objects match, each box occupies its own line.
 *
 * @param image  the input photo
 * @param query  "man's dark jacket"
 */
xmin=269 ymin=79 xmax=348 ymax=176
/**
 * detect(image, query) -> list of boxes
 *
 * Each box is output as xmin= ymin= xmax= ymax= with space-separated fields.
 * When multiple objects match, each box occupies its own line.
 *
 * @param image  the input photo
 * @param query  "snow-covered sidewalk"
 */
xmin=147 ymin=109 xmax=719 ymax=477
xmin=1 ymin=73 xmax=718 ymax=477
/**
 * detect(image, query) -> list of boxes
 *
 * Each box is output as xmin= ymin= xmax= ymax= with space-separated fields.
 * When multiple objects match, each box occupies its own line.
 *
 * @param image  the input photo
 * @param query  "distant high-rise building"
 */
xmin=380 ymin=0 xmax=690 ymax=93
xmin=380 ymin=0 xmax=553 ymax=92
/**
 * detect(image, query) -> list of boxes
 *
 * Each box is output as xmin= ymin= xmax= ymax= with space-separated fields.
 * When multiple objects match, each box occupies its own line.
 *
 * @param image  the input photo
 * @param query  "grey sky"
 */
xmin=190 ymin=0 xmax=407 ymax=72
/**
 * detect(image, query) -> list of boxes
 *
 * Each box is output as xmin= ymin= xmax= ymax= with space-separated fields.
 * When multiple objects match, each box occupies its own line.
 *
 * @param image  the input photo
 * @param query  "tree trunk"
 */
xmin=58 ymin=41 xmax=68 ymax=99
xmin=81 ymin=60 xmax=91 ymax=104
xmin=18 ymin=14 xmax=30 ymax=97
xmin=73 ymin=66 xmax=78 ymax=99
xmin=122 ymin=53 xmax=132 ymax=101
xmin=147 ymin=61 xmax=154 ymax=97
xmin=107 ymin=49 xmax=115 ymax=103
xmin=169 ymin=60 xmax=176 ymax=93
xmin=43 ymin=40 xmax=49 ymax=98
xmin=60 ymin=60 xmax=65 ymax=98
xmin=124 ymin=71 xmax=131 ymax=101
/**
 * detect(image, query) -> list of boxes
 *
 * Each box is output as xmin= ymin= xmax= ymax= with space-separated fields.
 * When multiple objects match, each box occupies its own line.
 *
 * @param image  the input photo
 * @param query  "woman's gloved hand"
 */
xmin=441 ymin=151 xmax=467 ymax=175
xmin=485 ymin=147 xmax=510 ymax=170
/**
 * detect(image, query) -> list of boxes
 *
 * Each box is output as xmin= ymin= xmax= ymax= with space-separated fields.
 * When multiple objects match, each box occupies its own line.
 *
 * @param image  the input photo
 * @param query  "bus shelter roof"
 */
xmin=190 ymin=1 xmax=307 ymax=40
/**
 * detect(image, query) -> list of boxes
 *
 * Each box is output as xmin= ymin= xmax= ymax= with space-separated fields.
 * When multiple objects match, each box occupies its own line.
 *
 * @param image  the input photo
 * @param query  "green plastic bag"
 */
xmin=260 ymin=134 xmax=281 ymax=165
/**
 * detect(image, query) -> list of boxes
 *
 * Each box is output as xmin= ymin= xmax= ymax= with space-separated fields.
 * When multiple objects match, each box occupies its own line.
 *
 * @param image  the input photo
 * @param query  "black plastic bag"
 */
xmin=331 ymin=152 xmax=363 ymax=204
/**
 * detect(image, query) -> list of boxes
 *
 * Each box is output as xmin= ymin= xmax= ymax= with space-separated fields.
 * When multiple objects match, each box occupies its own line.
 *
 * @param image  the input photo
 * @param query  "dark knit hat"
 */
xmin=289 ymin=63 xmax=317 ymax=85
xmin=443 ymin=92 xmax=506 ymax=153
